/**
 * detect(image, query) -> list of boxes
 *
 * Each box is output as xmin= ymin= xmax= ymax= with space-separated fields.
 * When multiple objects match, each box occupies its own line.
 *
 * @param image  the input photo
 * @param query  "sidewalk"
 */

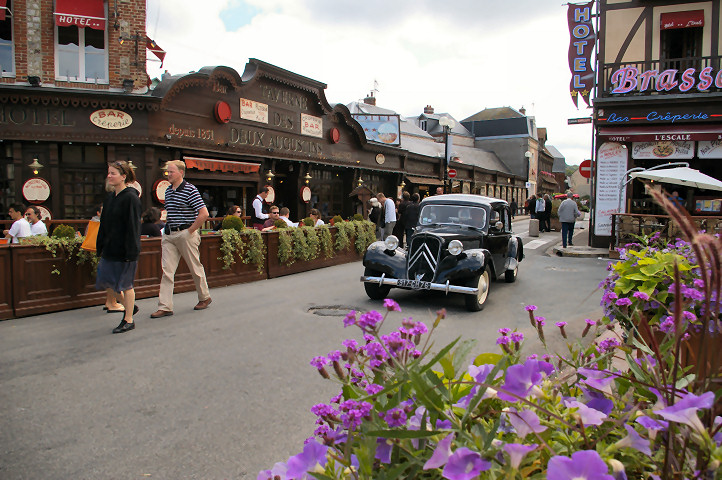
xmin=550 ymin=220 xmax=610 ymax=258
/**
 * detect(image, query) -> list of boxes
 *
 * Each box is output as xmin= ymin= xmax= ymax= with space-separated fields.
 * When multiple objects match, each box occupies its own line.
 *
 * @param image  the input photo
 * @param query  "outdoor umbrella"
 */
xmin=629 ymin=167 xmax=722 ymax=192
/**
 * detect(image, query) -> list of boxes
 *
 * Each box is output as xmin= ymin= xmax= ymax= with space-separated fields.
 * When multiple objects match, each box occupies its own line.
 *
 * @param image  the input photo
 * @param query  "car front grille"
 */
xmin=407 ymin=235 xmax=442 ymax=281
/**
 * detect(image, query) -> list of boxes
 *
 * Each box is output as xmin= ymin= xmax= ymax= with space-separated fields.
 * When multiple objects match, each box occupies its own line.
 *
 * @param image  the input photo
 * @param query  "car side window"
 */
xmin=503 ymin=207 xmax=511 ymax=232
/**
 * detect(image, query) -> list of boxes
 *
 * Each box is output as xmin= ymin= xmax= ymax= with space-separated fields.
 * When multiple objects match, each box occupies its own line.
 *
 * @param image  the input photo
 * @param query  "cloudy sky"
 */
xmin=146 ymin=0 xmax=593 ymax=165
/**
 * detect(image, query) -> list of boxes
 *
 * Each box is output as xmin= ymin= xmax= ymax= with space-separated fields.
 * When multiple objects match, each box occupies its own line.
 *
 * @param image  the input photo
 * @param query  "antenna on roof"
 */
xmin=373 ymin=79 xmax=380 ymax=94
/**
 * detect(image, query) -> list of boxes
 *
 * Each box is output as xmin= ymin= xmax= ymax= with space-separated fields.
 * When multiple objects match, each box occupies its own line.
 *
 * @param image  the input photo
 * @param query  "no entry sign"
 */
xmin=579 ymin=159 xmax=592 ymax=178
xmin=448 ymin=168 xmax=457 ymax=178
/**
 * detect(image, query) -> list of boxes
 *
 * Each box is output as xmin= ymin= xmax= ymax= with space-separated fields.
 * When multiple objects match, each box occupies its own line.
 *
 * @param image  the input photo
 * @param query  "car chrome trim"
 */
xmin=359 ymin=275 xmax=479 ymax=296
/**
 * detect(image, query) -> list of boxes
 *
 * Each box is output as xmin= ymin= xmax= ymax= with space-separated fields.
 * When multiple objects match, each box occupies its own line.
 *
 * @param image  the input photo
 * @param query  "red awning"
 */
xmin=184 ymin=157 xmax=260 ymax=174
xmin=661 ymin=10 xmax=704 ymax=30
xmin=598 ymin=125 xmax=722 ymax=142
xmin=0 ymin=0 xmax=8 ymax=22
xmin=146 ymin=36 xmax=166 ymax=67
xmin=54 ymin=0 xmax=105 ymax=30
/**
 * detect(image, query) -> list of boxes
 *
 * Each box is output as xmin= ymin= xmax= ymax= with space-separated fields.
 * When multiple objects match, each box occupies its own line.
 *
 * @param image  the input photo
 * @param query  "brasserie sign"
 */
xmin=611 ymin=65 xmax=722 ymax=94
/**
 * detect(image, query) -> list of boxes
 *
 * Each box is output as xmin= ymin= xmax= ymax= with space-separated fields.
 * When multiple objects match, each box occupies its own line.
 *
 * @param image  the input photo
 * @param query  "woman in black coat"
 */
xmin=95 ymin=160 xmax=142 ymax=334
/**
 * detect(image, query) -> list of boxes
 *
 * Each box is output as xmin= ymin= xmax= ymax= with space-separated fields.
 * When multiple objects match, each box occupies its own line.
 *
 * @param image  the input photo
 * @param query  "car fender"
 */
xmin=363 ymin=242 xmax=407 ymax=279
xmin=504 ymin=236 xmax=524 ymax=271
xmin=435 ymin=248 xmax=490 ymax=284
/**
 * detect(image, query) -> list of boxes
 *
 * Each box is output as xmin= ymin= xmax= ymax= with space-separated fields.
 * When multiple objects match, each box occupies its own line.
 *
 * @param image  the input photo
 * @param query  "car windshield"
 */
xmin=418 ymin=204 xmax=487 ymax=229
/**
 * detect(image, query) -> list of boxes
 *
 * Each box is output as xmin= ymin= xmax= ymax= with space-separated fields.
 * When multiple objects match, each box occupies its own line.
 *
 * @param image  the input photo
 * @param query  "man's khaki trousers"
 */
xmin=157 ymin=229 xmax=210 ymax=312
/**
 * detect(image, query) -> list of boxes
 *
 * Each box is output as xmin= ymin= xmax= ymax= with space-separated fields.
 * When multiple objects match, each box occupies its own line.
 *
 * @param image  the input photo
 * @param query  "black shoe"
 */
xmin=108 ymin=305 xmax=139 ymax=315
xmin=112 ymin=320 xmax=135 ymax=334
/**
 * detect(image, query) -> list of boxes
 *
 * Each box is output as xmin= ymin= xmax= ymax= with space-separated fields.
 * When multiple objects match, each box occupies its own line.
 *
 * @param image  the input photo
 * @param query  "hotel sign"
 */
xmin=568 ymin=1 xmax=595 ymax=108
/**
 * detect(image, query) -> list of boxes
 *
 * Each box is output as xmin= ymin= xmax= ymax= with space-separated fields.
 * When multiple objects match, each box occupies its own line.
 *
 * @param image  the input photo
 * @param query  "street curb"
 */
xmin=548 ymin=226 xmax=610 ymax=259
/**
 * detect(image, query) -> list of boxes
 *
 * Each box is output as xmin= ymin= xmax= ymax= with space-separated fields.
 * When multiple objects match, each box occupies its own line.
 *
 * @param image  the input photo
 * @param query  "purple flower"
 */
xmin=364 ymin=383 xmax=384 ymax=395
xmin=659 ymin=316 xmax=675 ymax=334
xmin=596 ymin=337 xmax=621 ymax=354
xmin=632 ymin=291 xmax=650 ymax=301
xmin=497 ymin=359 xmax=554 ymax=402
xmin=525 ymin=305 xmax=537 ymax=311
xmin=615 ymin=424 xmax=651 ymax=456
xmin=682 ymin=310 xmax=697 ymax=322
xmin=381 ymin=407 xmax=407 ymax=428
xmin=338 ymin=400 xmax=373 ymax=430
xmin=713 ymin=416 xmax=722 ymax=446
xmin=327 ymin=350 xmax=342 ymax=362
xmin=615 ymin=297 xmax=632 ymax=307
xmin=636 ymin=415 xmax=668 ymax=437
xmin=498 ymin=327 xmax=511 ymax=335
xmin=423 ymin=433 xmax=454 ymax=469
xmin=358 ymin=310 xmax=383 ymax=329
xmin=502 ymin=443 xmax=537 ymax=469
xmin=342 ymin=338 xmax=358 ymax=351
xmin=585 ymin=319 xmax=596 ymax=326
xmin=547 ymin=450 xmax=613 ymax=480
xmin=310 ymin=356 xmax=329 ymax=368
xmin=510 ymin=331 xmax=524 ymax=343
xmin=507 ymin=408 xmax=547 ymax=437
xmin=343 ymin=310 xmax=357 ymax=327
xmin=564 ymin=400 xmax=607 ymax=426
xmin=286 ymin=439 xmax=328 ymax=480
xmin=535 ymin=316 xmax=546 ymax=326
xmin=555 ymin=321 xmax=567 ymax=328
xmin=655 ymin=391 xmax=715 ymax=433
xmin=375 ymin=438 xmax=392 ymax=463
xmin=584 ymin=389 xmax=614 ymax=415
xmin=442 ymin=448 xmax=491 ymax=480
xmin=496 ymin=336 xmax=511 ymax=345
xmin=311 ymin=403 xmax=337 ymax=418
xmin=577 ymin=368 xmax=615 ymax=396
xmin=383 ymin=298 xmax=401 ymax=311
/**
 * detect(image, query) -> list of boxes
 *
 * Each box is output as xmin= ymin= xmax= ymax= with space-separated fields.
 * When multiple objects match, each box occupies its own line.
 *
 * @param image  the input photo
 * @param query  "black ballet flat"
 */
xmin=112 ymin=320 xmax=135 ymax=334
xmin=108 ymin=305 xmax=139 ymax=315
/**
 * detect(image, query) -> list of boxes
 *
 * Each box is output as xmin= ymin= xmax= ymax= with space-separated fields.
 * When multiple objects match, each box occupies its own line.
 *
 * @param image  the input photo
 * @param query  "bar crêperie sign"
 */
xmin=23 ymin=177 xmax=51 ymax=204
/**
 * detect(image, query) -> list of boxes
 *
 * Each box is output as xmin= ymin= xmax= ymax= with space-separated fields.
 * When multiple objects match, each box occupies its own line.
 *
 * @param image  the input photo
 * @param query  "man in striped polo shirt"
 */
xmin=151 ymin=160 xmax=212 ymax=318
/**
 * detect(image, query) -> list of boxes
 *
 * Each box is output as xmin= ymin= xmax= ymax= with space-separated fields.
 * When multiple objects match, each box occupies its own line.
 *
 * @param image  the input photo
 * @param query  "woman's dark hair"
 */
xmin=310 ymin=208 xmax=320 ymax=217
xmin=411 ymin=193 xmax=420 ymax=202
xmin=226 ymin=205 xmax=241 ymax=216
xmin=108 ymin=160 xmax=137 ymax=184
xmin=142 ymin=207 xmax=161 ymax=224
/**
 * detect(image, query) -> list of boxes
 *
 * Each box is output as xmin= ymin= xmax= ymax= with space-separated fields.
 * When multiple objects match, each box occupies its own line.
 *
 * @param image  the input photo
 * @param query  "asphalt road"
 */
xmin=0 ymin=219 xmax=609 ymax=480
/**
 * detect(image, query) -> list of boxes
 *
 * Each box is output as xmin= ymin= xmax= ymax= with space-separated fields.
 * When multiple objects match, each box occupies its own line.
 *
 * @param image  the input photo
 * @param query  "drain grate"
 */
xmin=308 ymin=305 xmax=361 ymax=317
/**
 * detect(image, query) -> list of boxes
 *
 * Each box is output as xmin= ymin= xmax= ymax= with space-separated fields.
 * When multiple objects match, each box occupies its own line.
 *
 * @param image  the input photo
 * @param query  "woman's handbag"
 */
xmin=81 ymin=220 xmax=100 ymax=252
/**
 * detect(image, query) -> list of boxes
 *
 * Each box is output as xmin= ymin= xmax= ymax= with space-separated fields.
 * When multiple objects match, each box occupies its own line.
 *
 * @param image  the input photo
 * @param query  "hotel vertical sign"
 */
xmin=568 ymin=1 xmax=595 ymax=108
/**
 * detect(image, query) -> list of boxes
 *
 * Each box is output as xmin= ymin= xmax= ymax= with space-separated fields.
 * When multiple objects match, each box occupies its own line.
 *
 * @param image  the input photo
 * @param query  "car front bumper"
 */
xmin=360 ymin=274 xmax=479 ymax=296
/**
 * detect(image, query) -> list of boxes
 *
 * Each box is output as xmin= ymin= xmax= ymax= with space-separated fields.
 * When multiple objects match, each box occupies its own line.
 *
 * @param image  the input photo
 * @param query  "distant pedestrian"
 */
xmin=436 ymin=186 xmax=444 ymax=195
xmin=535 ymin=195 xmax=546 ymax=226
xmin=403 ymin=193 xmax=421 ymax=244
xmin=669 ymin=190 xmax=685 ymax=209
xmin=25 ymin=206 xmax=48 ymax=236
xmin=95 ymin=161 xmax=142 ymax=334
xmin=251 ymin=187 xmax=270 ymax=230
xmin=528 ymin=195 xmax=537 ymax=219
xmin=557 ymin=191 xmax=581 ymax=248
xmin=141 ymin=207 xmax=163 ymax=237
xmin=377 ymin=193 xmax=396 ymax=240
xmin=543 ymin=194 xmax=552 ymax=232
xmin=368 ymin=198 xmax=383 ymax=240
xmin=4 ymin=203 xmax=31 ymax=244
xmin=151 ymin=160 xmax=212 ymax=319
xmin=510 ymin=198 xmax=518 ymax=219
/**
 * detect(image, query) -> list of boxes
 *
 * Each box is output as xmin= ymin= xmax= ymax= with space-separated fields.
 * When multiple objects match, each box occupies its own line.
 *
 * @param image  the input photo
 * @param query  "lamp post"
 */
xmin=439 ymin=116 xmax=455 ymax=193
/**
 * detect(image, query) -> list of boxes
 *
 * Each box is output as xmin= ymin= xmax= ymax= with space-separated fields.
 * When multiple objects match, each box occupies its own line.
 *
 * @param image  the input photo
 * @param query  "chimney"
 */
xmin=519 ymin=106 xmax=526 ymax=115
xmin=424 ymin=105 xmax=434 ymax=114
xmin=363 ymin=92 xmax=376 ymax=106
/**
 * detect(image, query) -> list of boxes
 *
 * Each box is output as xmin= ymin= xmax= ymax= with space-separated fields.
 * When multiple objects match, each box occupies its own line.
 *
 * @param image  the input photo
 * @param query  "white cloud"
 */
xmin=146 ymin=0 xmax=593 ymax=164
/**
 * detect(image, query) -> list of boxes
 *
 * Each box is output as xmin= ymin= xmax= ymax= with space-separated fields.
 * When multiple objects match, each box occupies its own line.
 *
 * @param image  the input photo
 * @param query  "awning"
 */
xmin=146 ymin=36 xmax=166 ymax=67
xmin=630 ymin=167 xmax=722 ymax=191
xmin=54 ymin=0 xmax=105 ymax=30
xmin=184 ymin=157 xmax=260 ymax=174
xmin=405 ymin=175 xmax=444 ymax=186
xmin=661 ymin=10 xmax=704 ymax=30
xmin=598 ymin=125 xmax=722 ymax=142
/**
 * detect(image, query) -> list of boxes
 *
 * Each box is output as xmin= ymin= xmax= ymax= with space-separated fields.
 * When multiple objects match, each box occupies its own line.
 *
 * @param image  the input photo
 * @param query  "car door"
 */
xmin=487 ymin=206 xmax=511 ymax=277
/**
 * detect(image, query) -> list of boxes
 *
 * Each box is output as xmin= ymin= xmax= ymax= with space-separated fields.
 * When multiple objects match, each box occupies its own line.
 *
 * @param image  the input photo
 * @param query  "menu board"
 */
xmin=695 ymin=199 xmax=722 ymax=213
xmin=595 ymin=142 xmax=628 ymax=236
xmin=631 ymin=141 xmax=694 ymax=159
xmin=698 ymin=141 xmax=722 ymax=159
xmin=240 ymin=98 xmax=269 ymax=124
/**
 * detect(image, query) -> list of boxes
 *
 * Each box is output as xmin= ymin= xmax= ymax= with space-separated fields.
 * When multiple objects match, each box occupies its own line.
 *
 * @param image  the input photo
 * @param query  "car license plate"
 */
xmin=397 ymin=279 xmax=431 ymax=290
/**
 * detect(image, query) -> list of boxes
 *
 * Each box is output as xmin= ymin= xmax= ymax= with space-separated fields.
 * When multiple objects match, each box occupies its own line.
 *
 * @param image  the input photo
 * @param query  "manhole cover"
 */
xmin=308 ymin=305 xmax=360 ymax=317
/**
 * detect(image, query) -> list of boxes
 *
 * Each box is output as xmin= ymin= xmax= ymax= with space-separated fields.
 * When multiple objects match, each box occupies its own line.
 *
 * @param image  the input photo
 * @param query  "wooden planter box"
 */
xmin=0 ymin=247 xmax=13 ymax=320
xmin=265 ymin=227 xmax=363 ymax=279
xmin=9 ymin=235 xmax=266 ymax=318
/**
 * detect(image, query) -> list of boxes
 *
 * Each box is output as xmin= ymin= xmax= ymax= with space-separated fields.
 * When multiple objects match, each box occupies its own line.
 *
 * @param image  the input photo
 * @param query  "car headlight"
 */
xmin=384 ymin=235 xmax=399 ymax=251
xmin=447 ymin=240 xmax=463 ymax=256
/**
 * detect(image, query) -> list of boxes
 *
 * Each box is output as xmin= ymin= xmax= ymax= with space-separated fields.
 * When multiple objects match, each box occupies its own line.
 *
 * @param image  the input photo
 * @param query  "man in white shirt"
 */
xmin=279 ymin=207 xmax=298 ymax=227
xmin=251 ymin=187 xmax=270 ymax=230
xmin=377 ymin=193 xmax=396 ymax=240
xmin=4 ymin=203 xmax=32 ymax=243
xmin=25 ymin=206 xmax=48 ymax=236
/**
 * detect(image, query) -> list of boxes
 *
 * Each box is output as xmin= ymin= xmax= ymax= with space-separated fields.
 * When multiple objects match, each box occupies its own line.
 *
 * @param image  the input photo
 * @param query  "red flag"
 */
xmin=146 ymin=36 xmax=166 ymax=68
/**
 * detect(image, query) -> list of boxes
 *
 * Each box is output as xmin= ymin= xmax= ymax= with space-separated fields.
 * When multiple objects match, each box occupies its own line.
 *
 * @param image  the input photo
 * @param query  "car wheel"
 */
xmin=363 ymin=267 xmax=391 ymax=300
xmin=465 ymin=269 xmax=490 ymax=312
xmin=505 ymin=263 xmax=518 ymax=283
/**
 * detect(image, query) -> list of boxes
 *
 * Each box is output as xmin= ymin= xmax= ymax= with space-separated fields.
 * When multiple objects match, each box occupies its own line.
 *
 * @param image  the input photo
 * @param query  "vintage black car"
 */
xmin=360 ymin=194 xmax=524 ymax=311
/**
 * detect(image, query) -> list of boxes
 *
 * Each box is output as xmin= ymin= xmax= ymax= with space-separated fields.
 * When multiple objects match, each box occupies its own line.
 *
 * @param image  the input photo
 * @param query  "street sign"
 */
xmin=448 ymin=169 xmax=457 ymax=178
xmin=579 ymin=159 xmax=592 ymax=178
xmin=568 ymin=117 xmax=592 ymax=125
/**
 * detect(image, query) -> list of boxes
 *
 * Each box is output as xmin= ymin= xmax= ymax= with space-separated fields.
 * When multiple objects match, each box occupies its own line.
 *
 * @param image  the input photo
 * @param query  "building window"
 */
xmin=661 ymin=27 xmax=702 ymax=71
xmin=0 ymin=0 xmax=13 ymax=76
xmin=55 ymin=24 xmax=107 ymax=83
xmin=60 ymin=144 xmax=106 ymax=219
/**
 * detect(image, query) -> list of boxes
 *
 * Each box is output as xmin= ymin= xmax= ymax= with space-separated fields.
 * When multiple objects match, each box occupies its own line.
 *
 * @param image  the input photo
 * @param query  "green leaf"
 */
xmin=473 ymin=352 xmax=502 ymax=366
xmin=366 ymin=429 xmax=441 ymax=438
xmin=439 ymin=356 xmax=455 ymax=380
xmin=639 ymin=263 xmax=665 ymax=276
xmin=675 ymin=374 xmax=695 ymax=390
xmin=419 ymin=337 xmax=460 ymax=375
xmin=624 ymin=273 xmax=650 ymax=281
xmin=452 ymin=339 xmax=477 ymax=378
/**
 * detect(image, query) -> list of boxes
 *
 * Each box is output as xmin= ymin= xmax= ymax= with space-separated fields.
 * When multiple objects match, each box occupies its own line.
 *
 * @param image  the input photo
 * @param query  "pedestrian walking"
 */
xmin=403 ymin=193 xmax=421 ymax=244
xmin=368 ymin=198 xmax=383 ymax=240
xmin=557 ymin=191 xmax=581 ymax=248
xmin=95 ymin=160 xmax=142 ymax=334
xmin=535 ymin=195 xmax=545 ymax=227
xmin=377 ymin=193 xmax=396 ymax=240
xmin=151 ymin=160 xmax=212 ymax=318
xmin=509 ymin=198 xmax=518 ymax=219
xmin=543 ymin=194 xmax=552 ymax=232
